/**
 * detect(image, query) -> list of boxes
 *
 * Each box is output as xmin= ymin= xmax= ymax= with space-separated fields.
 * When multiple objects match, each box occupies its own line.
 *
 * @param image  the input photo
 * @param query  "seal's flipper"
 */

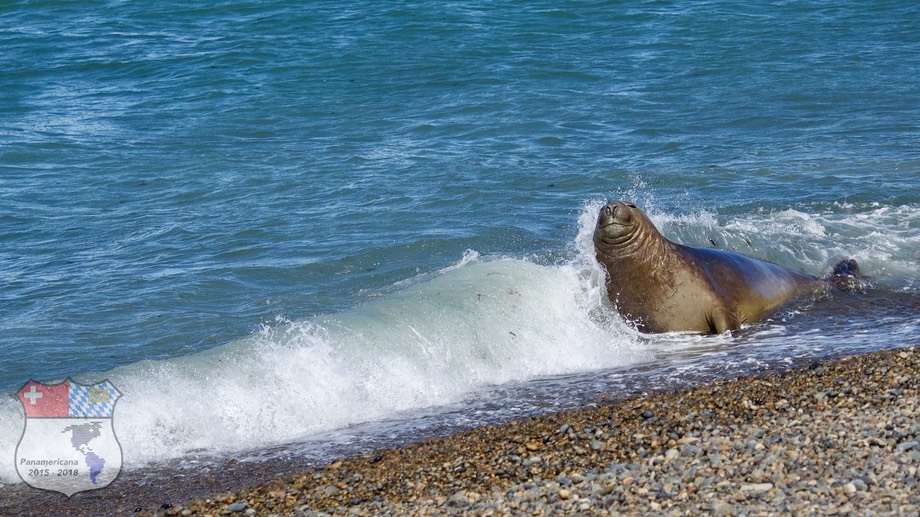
xmin=832 ymin=258 xmax=860 ymax=278
xmin=830 ymin=258 xmax=866 ymax=291
xmin=707 ymin=308 xmax=740 ymax=335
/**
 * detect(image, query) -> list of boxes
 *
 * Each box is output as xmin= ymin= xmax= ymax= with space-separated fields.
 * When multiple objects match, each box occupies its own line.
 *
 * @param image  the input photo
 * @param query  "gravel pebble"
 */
xmin=227 ymin=502 xmax=247 ymax=512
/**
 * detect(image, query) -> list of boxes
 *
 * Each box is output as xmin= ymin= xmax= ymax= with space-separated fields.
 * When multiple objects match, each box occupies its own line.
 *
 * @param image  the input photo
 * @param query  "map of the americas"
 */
xmin=62 ymin=421 xmax=106 ymax=484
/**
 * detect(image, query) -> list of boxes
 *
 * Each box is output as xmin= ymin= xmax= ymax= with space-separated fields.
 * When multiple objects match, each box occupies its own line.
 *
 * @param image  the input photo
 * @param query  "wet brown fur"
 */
xmin=593 ymin=201 xmax=839 ymax=334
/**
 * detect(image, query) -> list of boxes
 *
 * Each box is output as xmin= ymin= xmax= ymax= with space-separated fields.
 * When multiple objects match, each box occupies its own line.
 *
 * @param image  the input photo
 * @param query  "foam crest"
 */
xmin=0 ymin=249 xmax=645 ymax=482
xmin=720 ymin=204 xmax=920 ymax=281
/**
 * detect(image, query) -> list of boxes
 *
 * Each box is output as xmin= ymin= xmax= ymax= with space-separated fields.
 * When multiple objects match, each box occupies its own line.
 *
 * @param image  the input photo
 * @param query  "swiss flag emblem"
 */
xmin=17 ymin=380 xmax=69 ymax=418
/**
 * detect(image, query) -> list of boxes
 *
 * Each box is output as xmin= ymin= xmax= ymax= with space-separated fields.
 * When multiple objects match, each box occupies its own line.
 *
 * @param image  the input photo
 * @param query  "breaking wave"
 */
xmin=1 ymin=199 xmax=916 ymax=483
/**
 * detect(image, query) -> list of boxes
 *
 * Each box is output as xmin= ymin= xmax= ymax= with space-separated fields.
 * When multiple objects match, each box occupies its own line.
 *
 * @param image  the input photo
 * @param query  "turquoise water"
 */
xmin=1 ymin=1 xmax=918 ymax=482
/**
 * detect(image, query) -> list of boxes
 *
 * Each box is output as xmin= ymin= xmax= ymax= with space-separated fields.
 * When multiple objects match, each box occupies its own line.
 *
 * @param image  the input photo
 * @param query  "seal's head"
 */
xmin=594 ymin=200 xmax=642 ymax=246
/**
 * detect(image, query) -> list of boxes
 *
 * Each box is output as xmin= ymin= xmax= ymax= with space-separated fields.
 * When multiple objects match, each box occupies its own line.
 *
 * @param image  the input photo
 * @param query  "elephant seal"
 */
xmin=593 ymin=201 xmax=860 ymax=334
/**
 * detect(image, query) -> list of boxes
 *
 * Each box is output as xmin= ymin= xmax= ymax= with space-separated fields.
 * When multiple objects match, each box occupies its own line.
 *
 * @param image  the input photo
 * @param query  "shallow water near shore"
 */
xmin=1 ymin=0 xmax=919 ymax=491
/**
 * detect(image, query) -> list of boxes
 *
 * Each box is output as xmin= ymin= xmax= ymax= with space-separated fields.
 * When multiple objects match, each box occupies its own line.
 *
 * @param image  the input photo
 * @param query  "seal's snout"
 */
xmin=597 ymin=202 xmax=619 ymax=229
xmin=595 ymin=201 xmax=641 ymax=244
xmin=602 ymin=203 xmax=617 ymax=219
xmin=598 ymin=201 xmax=637 ymax=226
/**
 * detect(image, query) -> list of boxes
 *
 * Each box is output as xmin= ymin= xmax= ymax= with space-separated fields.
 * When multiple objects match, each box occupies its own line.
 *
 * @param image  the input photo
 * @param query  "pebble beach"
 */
xmin=10 ymin=345 xmax=912 ymax=517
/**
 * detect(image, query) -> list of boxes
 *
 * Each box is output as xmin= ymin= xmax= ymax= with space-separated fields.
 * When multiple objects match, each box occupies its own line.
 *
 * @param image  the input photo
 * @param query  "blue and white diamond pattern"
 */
xmin=68 ymin=380 xmax=122 ymax=417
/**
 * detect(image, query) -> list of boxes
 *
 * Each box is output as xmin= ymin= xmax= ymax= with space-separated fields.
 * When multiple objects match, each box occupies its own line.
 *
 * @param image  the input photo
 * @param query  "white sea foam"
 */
xmin=111 ymin=258 xmax=646 ymax=470
xmin=631 ymin=201 xmax=919 ymax=283
xmin=0 ymin=221 xmax=646 ymax=481
xmin=720 ymin=204 xmax=920 ymax=280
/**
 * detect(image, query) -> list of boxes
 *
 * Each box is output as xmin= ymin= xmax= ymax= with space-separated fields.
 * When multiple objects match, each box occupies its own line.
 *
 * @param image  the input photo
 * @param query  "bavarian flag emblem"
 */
xmin=15 ymin=379 xmax=123 ymax=496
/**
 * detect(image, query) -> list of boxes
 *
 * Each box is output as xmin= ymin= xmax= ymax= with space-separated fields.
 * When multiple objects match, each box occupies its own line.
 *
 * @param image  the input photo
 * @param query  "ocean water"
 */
xmin=1 ymin=1 xmax=918 ymax=485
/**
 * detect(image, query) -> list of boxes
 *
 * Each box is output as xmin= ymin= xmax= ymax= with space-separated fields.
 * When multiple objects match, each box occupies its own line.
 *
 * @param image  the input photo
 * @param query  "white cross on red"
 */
xmin=23 ymin=385 xmax=43 ymax=405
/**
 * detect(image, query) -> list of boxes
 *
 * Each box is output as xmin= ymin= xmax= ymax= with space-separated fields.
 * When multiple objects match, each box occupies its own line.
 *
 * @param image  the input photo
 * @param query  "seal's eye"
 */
xmin=626 ymin=203 xmax=637 ymax=208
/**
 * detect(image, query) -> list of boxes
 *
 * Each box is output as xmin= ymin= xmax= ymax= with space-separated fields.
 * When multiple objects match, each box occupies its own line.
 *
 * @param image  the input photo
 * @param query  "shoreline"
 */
xmin=3 ymin=345 xmax=917 ymax=516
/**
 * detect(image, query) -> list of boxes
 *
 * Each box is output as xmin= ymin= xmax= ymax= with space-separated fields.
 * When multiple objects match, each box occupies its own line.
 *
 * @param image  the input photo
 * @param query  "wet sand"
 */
xmin=2 ymin=346 xmax=917 ymax=516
